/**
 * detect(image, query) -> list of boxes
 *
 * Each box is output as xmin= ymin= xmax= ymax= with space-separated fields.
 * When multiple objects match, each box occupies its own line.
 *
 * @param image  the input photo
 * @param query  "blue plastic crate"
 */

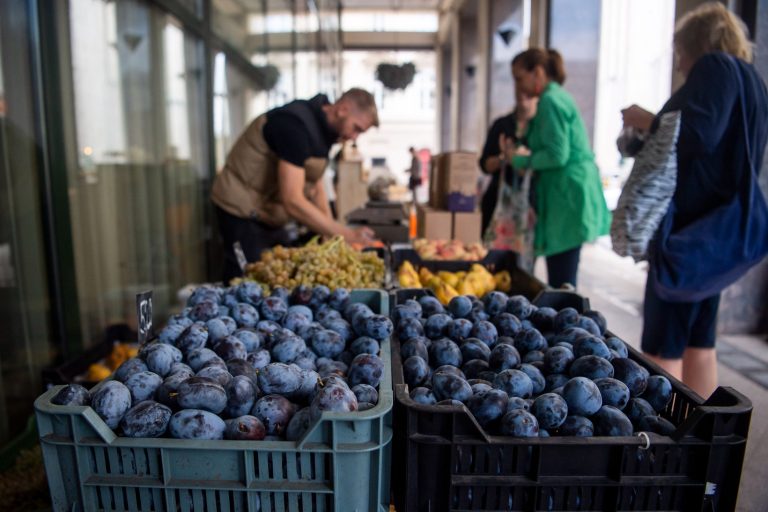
xmin=35 ymin=290 xmax=392 ymax=512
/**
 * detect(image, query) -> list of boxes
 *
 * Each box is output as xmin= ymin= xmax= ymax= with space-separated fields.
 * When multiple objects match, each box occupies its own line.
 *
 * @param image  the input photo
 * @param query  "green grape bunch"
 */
xmin=245 ymin=236 xmax=385 ymax=291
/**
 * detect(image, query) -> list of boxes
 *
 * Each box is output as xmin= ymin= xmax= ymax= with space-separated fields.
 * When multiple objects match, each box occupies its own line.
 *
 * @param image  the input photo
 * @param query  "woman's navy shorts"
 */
xmin=640 ymin=277 xmax=720 ymax=359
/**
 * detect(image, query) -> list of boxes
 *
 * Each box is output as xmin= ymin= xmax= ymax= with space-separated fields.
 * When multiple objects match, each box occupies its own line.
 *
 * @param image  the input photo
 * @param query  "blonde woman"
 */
xmin=622 ymin=3 xmax=768 ymax=398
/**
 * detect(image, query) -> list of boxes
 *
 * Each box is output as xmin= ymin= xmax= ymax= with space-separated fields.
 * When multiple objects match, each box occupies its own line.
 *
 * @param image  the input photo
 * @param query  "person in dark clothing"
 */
xmin=211 ymin=89 xmax=378 ymax=282
xmin=478 ymin=91 xmax=537 ymax=235
xmin=622 ymin=3 xmax=768 ymax=398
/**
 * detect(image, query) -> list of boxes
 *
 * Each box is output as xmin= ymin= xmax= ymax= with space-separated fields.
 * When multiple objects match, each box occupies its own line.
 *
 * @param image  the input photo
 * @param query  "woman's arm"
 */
xmin=512 ymin=95 xmax=570 ymax=170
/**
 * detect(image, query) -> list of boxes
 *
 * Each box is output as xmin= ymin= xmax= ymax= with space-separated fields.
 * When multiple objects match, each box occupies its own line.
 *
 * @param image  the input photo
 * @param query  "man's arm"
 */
xmin=279 ymin=159 xmax=379 ymax=243
xmin=311 ymin=179 xmax=333 ymax=218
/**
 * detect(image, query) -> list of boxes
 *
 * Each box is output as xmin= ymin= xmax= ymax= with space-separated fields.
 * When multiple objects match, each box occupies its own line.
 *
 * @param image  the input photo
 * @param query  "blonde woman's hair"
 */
xmin=674 ymin=2 xmax=753 ymax=63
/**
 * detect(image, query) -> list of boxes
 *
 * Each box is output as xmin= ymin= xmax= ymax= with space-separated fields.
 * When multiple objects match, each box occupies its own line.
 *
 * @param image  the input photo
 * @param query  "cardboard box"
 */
xmin=452 ymin=210 xmax=482 ymax=244
xmin=430 ymin=151 xmax=478 ymax=212
xmin=417 ymin=205 xmax=452 ymax=240
xmin=335 ymin=160 xmax=368 ymax=221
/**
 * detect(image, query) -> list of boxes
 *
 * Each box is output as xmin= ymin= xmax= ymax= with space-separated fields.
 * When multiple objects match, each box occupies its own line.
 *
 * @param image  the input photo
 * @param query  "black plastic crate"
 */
xmin=390 ymin=247 xmax=546 ymax=298
xmin=390 ymin=290 xmax=752 ymax=511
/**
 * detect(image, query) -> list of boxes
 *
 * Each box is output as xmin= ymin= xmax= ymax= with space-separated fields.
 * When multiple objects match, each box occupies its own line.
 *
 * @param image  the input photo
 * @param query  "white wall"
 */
xmin=593 ymin=0 xmax=675 ymax=185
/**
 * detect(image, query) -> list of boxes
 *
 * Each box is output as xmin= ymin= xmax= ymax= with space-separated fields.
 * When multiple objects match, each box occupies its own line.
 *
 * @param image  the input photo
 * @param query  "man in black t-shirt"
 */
xmin=211 ymin=88 xmax=379 ymax=282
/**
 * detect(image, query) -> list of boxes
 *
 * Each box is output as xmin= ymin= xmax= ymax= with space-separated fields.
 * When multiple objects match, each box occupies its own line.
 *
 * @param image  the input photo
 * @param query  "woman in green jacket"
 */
xmin=507 ymin=48 xmax=611 ymax=288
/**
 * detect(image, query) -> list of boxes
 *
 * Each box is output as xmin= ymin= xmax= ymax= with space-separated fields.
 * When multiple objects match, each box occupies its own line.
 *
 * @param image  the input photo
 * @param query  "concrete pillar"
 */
xmin=719 ymin=0 xmax=768 ymax=334
xmin=458 ymin=11 xmax=478 ymax=150
xmin=476 ymin=0 xmax=490 ymax=150
xmin=450 ymin=14 xmax=461 ymax=150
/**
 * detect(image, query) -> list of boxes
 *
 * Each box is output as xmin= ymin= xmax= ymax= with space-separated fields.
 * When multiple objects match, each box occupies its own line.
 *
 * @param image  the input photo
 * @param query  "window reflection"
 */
xmin=68 ymin=0 xmax=207 ymax=345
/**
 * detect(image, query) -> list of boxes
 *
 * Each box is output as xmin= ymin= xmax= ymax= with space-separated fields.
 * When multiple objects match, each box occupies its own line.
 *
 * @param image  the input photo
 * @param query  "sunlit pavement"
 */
xmin=533 ymin=237 xmax=767 ymax=511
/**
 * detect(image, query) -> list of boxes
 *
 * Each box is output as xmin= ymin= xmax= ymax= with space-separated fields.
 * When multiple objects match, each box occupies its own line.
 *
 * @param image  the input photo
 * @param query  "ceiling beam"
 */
xmin=342 ymin=31 xmax=436 ymax=50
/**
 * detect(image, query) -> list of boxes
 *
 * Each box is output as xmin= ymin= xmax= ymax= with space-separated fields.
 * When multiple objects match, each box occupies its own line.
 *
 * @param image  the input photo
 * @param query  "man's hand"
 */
xmin=344 ymin=226 xmax=376 ymax=245
xmin=621 ymin=104 xmax=655 ymax=132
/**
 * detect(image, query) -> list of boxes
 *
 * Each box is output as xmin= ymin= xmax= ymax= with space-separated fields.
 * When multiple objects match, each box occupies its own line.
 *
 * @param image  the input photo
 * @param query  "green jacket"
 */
xmin=513 ymin=82 xmax=611 ymax=256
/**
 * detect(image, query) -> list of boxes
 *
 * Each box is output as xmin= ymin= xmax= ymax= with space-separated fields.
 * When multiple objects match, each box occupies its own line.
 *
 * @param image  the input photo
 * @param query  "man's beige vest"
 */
xmin=211 ymin=114 xmax=328 ymax=227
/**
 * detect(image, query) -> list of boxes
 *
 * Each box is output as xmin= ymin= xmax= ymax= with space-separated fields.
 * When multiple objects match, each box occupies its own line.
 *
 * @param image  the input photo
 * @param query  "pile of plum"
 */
xmin=397 ymin=292 xmax=675 ymax=437
xmin=51 ymin=283 xmax=390 ymax=441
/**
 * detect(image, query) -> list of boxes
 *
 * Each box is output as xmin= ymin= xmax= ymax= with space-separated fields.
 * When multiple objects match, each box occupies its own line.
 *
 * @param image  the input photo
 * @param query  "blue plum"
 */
xmin=186 ymin=348 xmax=221 ymax=372
xmin=424 ymin=313 xmax=452 ymax=339
xmin=403 ymin=355 xmax=430 ymax=388
xmin=259 ymin=297 xmax=287 ymax=323
xmin=52 ymin=384 xmax=90 ymax=406
xmin=431 ymin=371 xmax=472 ymax=402
xmin=460 ymin=338 xmax=492 ymax=362
xmin=224 ymin=415 xmax=266 ymax=440
xmin=553 ymin=307 xmax=580 ymax=332
xmin=569 ymin=355 xmax=614 ymax=380
xmin=562 ymin=377 xmax=602 ymax=416
xmin=177 ymin=376 xmax=227 ymax=413
xmin=612 ymin=358 xmax=650 ymax=397
xmin=310 ymin=384 xmax=358 ymax=418
xmin=285 ymin=407 xmax=313 ymax=441
xmin=310 ymin=329 xmax=346 ymax=358
xmin=396 ymin=317 xmax=424 ymax=341
xmin=467 ymin=388 xmax=509 ymax=428
xmin=169 ymin=409 xmax=226 ymax=440
xmin=91 ymin=380 xmax=132 ymax=429
xmin=257 ymin=363 xmax=302 ymax=395
xmin=505 ymin=295 xmax=534 ymax=320
xmin=518 ymin=363 xmax=546 ymax=395
xmin=594 ymin=377 xmax=630 ymax=410
xmin=500 ymin=409 xmax=539 ymax=437
xmin=637 ymin=415 xmax=676 ymax=436
xmin=143 ymin=343 xmax=183 ymax=377
xmin=364 ymin=315 xmax=394 ymax=341
xmin=428 ymin=338 xmax=463 ymax=368
xmin=592 ymin=405 xmax=633 ymax=436
xmin=124 ymin=371 xmax=163 ymax=404
xmin=120 ymin=400 xmax=171 ymax=438
xmin=489 ymin=344 xmax=521 ymax=372
xmin=449 ymin=295 xmax=473 ymax=318
xmin=352 ymin=384 xmax=378 ymax=404
xmin=114 ymin=358 xmax=149 ymax=383
xmin=532 ymin=393 xmax=569 ymax=429
xmin=350 ymin=336 xmax=379 ymax=356
xmin=558 ymin=415 xmax=594 ymax=437
xmin=223 ymin=375 xmax=257 ymax=418
xmin=470 ymin=321 xmax=499 ymax=348
xmin=252 ymin=394 xmax=297 ymax=436
xmin=348 ymin=354 xmax=385 ymax=388
xmin=642 ymin=375 xmax=673 ymax=412
xmin=493 ymin=369 xmax=534 ymax=399
xmin=410 ymin=387 xmax=436 ymax=405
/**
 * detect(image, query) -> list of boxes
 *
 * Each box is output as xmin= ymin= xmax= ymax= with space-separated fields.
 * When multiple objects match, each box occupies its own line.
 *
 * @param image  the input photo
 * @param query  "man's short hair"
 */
xmin=339 ymin=88 xmax=379 ymax=127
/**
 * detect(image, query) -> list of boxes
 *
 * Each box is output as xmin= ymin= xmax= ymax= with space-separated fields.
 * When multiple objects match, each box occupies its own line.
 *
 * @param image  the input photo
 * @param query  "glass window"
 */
xmin=549 ymin=0 xmax=601 ymax=145
xmin=213 ymin=52 xmax=264 ymax=170
xmin=342 ymin=50 xmax=436 ymax=193
xmin=212 ymin=0 xmax=259 ymax=56
xmin=341 ymin=10 xmax=438 ymax=32
xmin=68 ymin=0 xmax=208 ymax=345
xmin=0 ymin=1 xmax=53 ymax=443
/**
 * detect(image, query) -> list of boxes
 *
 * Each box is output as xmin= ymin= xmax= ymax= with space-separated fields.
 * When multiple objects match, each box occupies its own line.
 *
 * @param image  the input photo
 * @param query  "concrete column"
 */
xmin=719 ymin=0 xmax=768 ymax=334
xmin=450 ymin=14 xmax=461 ymax=150
xmin=458 ymin=12 xmax=478 ymax=150
xmin=528 ymin=0 xmax=549 ymax=48
xmin=476 ymin=0 xmax=490 ymax=150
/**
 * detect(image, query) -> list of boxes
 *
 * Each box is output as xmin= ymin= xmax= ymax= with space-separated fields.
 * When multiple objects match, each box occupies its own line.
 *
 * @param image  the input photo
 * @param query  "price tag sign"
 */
xmin=136 ymin=290 xmax=154 ymax=344
xmin=233 ymin=241 xmax=248 ymax=273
